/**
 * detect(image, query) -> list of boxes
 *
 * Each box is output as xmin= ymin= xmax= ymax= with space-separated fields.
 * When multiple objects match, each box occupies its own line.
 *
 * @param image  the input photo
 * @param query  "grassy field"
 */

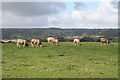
xmin=2 ymin=42 xmax=118 ymax=78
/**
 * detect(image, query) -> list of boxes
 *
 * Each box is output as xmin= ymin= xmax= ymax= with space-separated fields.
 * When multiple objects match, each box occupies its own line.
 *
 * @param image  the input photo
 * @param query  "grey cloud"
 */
xmin=74 ymin=2 xmax=87 ymax=10
xmin=111 ymin=2 xmax=118 ymax=8
xmin=2 ymin=2 xmax=66 ymax=16
xmin=2 ymin=15 xmax=50 ymax=27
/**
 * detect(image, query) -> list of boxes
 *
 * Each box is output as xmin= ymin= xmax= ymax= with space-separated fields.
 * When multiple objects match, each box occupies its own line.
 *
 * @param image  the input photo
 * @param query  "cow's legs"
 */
xmin=106 ymin=40 xmax=109 ymax=45
xmin=17 ymin=44 xmax=19 ymax=47
xmin=23 ymin=43 xmax=25 ymax=47
xmin=78 ymin=42 xmax=80 ymax=45
xmin=31 ymin=42 xmax=34 ymax=47
xmin=37 ymin=43 xmax=39 ymax=47
xmin=56 ymin=42 xmax=58 ymax=46
xmin=17 ymin=43 xmax=20 ymax=47
xmin=109 ymin=42 xmax=111 ymax=45
xmin=36 ymin=42 xmax=39 ymax=47
xmin=75 ymin=42 xmax=76 ymax=45
xmin=17 ymin=43 xmax=18 ymax=47
xmin=19 ymin=43 xmax=20 ymax=47
xmin=73 ymin=41 xmax=76 ymax=45
xmin=101 ymin=41 xmax=103 ymax=45
xmin=47 ymin=38 xmax=49 ymax=42
xmin=32 ymin=44 xmax=34 ymax=47
xmin=52 ymin=42 xmax=54 ymax=46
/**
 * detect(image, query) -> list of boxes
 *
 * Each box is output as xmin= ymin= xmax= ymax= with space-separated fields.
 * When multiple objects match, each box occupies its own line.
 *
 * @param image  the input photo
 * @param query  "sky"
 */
xmin=1 ymin=0 xmax=119 ymax=29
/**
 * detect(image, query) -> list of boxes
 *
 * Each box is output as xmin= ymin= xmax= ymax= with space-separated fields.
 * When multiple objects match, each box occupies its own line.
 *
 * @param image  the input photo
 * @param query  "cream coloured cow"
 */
xmin=47 ymin=37 xmax=55 ymax=42
xmin=73 ymin=38 xmax=80 ymax=45
xmin=31 ymin=39 xmax=42 ymax=47
xmin=16 ymin=39 xmax=29 ymax=47
xmin=1 ymin=40 xmax=11 ymax=43
xmin=101 ymin=38 xmax=111 ymax=45
xmin=1 ymin=40 xmax=17 ymax=43
xmin=51 ymin=39 xmax=59 ymax=46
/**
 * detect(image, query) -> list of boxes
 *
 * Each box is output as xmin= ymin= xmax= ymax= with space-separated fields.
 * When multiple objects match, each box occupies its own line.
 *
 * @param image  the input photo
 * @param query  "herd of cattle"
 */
xmin=0 ymin=37 xmax=111 ymax=47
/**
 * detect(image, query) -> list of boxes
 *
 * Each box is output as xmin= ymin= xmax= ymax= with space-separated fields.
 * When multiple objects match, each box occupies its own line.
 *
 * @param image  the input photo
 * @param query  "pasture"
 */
xmin=2 ymin=42 xmax=118 ymax=78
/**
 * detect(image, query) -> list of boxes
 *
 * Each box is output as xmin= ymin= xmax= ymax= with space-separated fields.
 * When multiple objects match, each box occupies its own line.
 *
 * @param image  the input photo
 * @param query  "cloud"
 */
xmin=48 ymin=15 xmax=60 ymax=27
xmin=2 ymin=11 xmax=50 ymax=27
xmin=61 ymin=1 xmax=118 ymax=28
xmin=2 ymin=2 xmax=66 ymax=16
xmin=2 ymin=2 xmax=65 ymax=27
xmin=74 ymin=2 xmax=87 ymax=10
xmin=111 ymin=2 xmax=118 ymax=8
xmin=2 ymin=1 xmax=118 ymax=28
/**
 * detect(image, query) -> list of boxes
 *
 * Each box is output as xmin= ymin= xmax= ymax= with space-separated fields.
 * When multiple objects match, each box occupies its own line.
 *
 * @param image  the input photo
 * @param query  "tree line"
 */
xmin=1 ymin=28 xmax=119 ymax=42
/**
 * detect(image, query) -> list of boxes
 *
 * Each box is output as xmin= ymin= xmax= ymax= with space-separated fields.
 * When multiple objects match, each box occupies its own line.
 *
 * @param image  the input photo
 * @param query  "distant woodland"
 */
xmin=1 ymin=28 xmax=119 ymax=42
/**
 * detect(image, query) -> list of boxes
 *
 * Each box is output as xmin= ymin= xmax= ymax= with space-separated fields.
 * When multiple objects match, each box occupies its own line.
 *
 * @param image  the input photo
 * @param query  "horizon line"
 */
xmin=0 ymin=27 xmax=119 ymax=29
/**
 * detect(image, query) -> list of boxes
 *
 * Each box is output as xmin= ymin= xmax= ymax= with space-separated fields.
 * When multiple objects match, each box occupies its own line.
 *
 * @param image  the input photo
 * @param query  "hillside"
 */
xmin=1 ymin=28 xmax=119 ymax=40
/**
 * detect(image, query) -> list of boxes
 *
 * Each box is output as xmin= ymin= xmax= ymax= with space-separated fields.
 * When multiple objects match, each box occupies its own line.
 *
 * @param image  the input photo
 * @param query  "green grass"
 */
xmin=2 ymin=42 xmax=118 ymax=78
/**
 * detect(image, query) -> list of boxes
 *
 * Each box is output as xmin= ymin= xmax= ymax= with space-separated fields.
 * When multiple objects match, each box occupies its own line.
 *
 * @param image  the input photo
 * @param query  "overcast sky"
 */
xmin=1 ymin=0 xmax=119 ymax=29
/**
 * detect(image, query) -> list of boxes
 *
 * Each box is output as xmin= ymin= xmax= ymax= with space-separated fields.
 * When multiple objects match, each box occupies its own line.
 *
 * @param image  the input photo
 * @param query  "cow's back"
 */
xmin=49 ymin=37 xmax=55 ymax=40
xmin=17 ymin=39 xmax=25 ymax=43
xmin=74 ymin=39 xmax=79 ymax=42
xmin=101 ymin=38 xmax=107 ymax=42
xmin=31 ymin=39 xmax=40 ymax=43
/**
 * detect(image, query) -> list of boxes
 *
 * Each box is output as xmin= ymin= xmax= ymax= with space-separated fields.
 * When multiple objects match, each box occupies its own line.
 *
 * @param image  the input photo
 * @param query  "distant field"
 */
xmin=2 ymin=42 xmax=118 ymax=78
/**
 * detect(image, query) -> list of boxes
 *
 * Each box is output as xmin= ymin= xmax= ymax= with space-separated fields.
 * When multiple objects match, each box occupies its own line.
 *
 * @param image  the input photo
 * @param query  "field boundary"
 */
xmin=1 ymin=78 xmax=119 ymax=80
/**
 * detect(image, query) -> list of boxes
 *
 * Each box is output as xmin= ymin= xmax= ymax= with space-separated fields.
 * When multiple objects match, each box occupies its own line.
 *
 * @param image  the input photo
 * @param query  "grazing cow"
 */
xmin=47 ymin=37 xmax=55 ymax=42
xmin=51 ymin=39 xmax=59 ymax=46
xmin=73 ymin=39 xmax=80 ymax=45
xmin=1 ymin=40 xmax=17 ymax=43
xmin=101 ymin=38 xmax=111 ymax=45
xmin=16 ymin=39 xmax=29 ymax=47
xmin=1 ymin=40 xmax=11 ymax=43
xmin=31 ymin=39 xmax=42 ymax=47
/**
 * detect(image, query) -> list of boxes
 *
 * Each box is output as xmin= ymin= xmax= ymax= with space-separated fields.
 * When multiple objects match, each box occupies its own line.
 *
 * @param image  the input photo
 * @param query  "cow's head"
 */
xmin=40 ymin=45 xmax=42 ymax=47
xmin=39 ymin=41 xmax=42 ymax=47
xmin=25 ymin=43 xmax=29 ymax=47
xmin=108 ymin=40 xmax=111 ymax=44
